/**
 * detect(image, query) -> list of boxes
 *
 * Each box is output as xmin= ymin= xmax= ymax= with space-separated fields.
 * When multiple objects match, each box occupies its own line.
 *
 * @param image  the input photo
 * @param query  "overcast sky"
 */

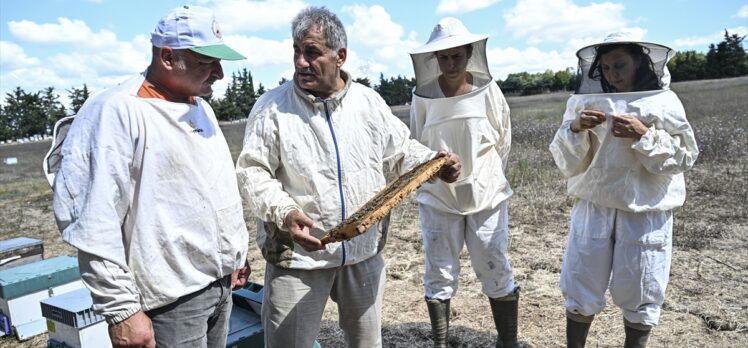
xmin=1 ymin=0 xmax=746 ymax=106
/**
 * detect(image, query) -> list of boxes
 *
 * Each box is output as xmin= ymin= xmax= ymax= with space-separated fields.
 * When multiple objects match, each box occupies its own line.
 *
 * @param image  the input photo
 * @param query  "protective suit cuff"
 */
xmin=104 ymin=305 xmax=142 ymax=325
xmin=277 ymin=205 xmax=302 ymax=230
xmin=564 ymin=124 xmax=590 ymax=145
xmin=631 ymin=126 xmax=656 ymax=151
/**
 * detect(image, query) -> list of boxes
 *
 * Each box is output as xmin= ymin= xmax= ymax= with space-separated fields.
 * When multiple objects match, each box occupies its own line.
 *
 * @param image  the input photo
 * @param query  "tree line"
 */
xmin=668 ymin=31 xmax=748 ymax=82
xmin=1 ymin=31 xmax=745 ymax=141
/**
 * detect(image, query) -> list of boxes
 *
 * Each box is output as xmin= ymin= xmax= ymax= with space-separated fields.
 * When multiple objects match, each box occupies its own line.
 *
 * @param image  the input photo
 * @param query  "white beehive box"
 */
xmin=42 ymin=287 xmax=111 ymax=348
xmin=0 ymin=255 xmax=84 ymax=340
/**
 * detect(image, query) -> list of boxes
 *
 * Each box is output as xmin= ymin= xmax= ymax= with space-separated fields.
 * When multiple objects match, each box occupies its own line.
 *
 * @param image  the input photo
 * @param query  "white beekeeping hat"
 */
xmin=575 ymin=31 xmax=674 ymax=94
xmin=409 ymin=18 xmax=492 ymax=98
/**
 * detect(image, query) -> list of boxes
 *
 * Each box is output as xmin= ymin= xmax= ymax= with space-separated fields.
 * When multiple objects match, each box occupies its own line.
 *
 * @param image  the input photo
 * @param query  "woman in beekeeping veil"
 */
xmin=549 ymin=32 xmax=699 ymax=348
xmin=409 ymin=17 xmax=522 ymax=348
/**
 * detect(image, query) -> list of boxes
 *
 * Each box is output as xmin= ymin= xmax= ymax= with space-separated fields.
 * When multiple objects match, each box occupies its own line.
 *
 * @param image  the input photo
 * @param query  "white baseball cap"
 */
xmin=151 ymin=5 xmax=245 ymax=61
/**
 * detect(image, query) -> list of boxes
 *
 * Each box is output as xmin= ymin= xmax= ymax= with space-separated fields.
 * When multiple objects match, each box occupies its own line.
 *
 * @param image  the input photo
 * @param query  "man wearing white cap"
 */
xmin=52 ymin=6 xmax=250 ymax=348
xmin=550 ymin=32 xmax=698 ymax=347
xmin=408 ymin=18 xmax=521 ymax=348
xmin=236 ymin=6 xmax=461 ymax=347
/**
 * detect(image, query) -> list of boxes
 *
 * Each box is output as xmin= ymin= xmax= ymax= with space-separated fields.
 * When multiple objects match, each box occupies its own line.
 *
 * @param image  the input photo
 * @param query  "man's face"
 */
xmin=171 ymin=49 xmax=224 ymax=97
xmin=293 ymin=27 xmax=345 ymax=98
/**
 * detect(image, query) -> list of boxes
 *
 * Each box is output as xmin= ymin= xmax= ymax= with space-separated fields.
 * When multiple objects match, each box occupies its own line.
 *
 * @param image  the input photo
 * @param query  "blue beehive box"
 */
xmin=41 ymin=287 xmax=111 ymax=348
xmin=0 ymin=255 xmax=84 ymax=340
xmin=227 ymin=282 xmax=264 ymax=348
xmin=228 ymin=282 xmax=321 ymax=348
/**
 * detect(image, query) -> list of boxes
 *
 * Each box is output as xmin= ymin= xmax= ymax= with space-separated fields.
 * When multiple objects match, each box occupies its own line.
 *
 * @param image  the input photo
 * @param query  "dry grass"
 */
xmin=0 ymin=76 xmax=746 ymax=347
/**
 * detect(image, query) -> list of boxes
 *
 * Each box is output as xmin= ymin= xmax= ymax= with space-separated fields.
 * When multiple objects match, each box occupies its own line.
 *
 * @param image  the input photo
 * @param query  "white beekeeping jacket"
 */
xmin=236 ymin=72 xmax=436 ymax=269
xmin=409 ymin=18 xmax=512 ymax=215
xmin=550 ymin=33 xmax=699 ymax=212
xmin=52 ymin=73 xmax=248 ymax=320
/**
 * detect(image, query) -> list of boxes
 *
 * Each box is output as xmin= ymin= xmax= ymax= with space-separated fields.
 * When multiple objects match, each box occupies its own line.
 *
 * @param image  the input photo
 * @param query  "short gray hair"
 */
xmin=292 ymin=6 xmax=347 ymax=51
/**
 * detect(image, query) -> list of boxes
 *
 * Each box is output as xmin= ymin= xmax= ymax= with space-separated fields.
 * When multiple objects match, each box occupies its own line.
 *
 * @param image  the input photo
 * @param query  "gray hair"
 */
xmin=292 ymin=6 xmax=347 ymax=51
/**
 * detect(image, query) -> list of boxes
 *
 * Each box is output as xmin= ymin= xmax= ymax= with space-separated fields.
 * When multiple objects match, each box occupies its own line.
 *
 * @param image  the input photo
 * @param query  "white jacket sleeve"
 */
xmin=549 ymin=121 xmax=593 ymax=178
xmin=486 ymin=85 xmax=512 ymax=170
xmin=78 ymin=251 xmax=142 ymax=324
xmin=631 ymin=107 xmax=699 ymax=175
xmin=52 ymin=100 xmax=141 ymax=324
xmin=236 ymin=108 xmax=302 ymax=229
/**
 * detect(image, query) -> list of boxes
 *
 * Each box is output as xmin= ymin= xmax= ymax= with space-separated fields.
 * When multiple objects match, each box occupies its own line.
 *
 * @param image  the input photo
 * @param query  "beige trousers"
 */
xmin=262 ymin=253 xmax=385 ymax=347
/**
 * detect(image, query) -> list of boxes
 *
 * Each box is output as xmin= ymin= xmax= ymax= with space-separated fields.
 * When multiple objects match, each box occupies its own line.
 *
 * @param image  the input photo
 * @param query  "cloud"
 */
xmin=45 ymin=34 xmax=150 ymax=79
xmin=0 ymin=41 xmax=40 ymax=70
xmin=1 ymin=66 xmax=80 ymax=108
xmin=671 ymin=26 xmax=748 ymax=49
xmin=342 ymin=48 xmax=390 ymax=82
xmin=223 ymin=35 xmax=292 ymax=66
xmin=342 ymin=5 xmax=420 ymax=71
xmin=3 ymin=67 xmax=68 ymax=92
xmin=487 ymin=46 xmax=576 ymax=80
xmin=736 ymin=5 xmax=748 ymax=18
xmin=210 ymin=0 xmax=308 ymax=33
xmin=7 ymin=16 xmax=151 ymax=77
xmin=436 ymin=0 xmax=501 ymax=14
xmin=8 ymin=18 xmax=117 ymax=47
xmin=504 ymin=0 xmax=643 ymax=46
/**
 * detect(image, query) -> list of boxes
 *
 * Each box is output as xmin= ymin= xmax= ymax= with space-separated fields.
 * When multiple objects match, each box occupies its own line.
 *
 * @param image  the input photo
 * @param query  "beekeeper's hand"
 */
xmin=109 ymin=311 xmax=156 ymax=348
xmin=571 ymin=110 xmax=606 ymax=132
xmin=284 ymin=209 xmax=324 ymax=251
xmin=611 ymin=115 xmax=649 ymax=140
xmin=231 ymin=259 xmax=252 ymax=290
xmin=436 ymin=150 xmax=461 ymax=183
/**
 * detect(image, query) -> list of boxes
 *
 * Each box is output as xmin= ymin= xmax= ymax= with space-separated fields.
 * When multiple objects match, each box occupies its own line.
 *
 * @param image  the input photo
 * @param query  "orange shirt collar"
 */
xmin=137 ymin=79 xmax=197 ymax=105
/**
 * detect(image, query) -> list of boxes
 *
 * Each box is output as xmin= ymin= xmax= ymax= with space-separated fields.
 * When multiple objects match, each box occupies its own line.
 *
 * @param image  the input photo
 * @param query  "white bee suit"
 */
xmin=409 ymin=17 xmax=515 ymax=300
xmin=549 ymin=32 xmax=698 ymax=326
xmin=551 ymin=90 xmax=698 ymax=212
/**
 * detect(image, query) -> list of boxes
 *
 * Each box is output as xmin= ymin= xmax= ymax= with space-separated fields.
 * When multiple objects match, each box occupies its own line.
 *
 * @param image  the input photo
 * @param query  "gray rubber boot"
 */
xmin=566 ymin=312 xmax=593 ymax=348
xmin=489 ymin=288 xmax=521 ymax=348
xmin=623 ymin=320 xmax=652 ymax=348
xmin=426 ymin=298 xmax=450 ymax=348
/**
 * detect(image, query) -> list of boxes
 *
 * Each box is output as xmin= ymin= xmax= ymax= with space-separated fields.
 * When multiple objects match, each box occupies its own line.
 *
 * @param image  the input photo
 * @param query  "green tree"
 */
xmin=705 ymin=30 xmax=748 ymax=78
xmin=0 ymin=105 xmax=9 ymax=141
xmin=278 ymin=77 xmax=289 ymax=86
xmin=41 ymin=87 xmax=66 ymax=128
xmin=68 ymin=84 xmax=91 ymax=114
xmin=552 ymin=69 xmax=574 ymax=91
xmin=668 ymin=51 xmax=706 ymax=82
xmin=212 ymin=68 xmax=257 ymax=121
xmin=256 ymin=83 xmax=266 ymax=97
xmin=499 ymin=69 xmax=576 ymax=95
xmin=233 ymin=68 xmax=257 ymax=119
xmin=498 ymin=72 xmax=531 ymax=95
xmin=2 ymin=87 xmax=46 ymax=139
xmin=374 ymin=74 xmax=415 ymax=105
xmin=353 ymin=77 xmax=371 ymax=87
